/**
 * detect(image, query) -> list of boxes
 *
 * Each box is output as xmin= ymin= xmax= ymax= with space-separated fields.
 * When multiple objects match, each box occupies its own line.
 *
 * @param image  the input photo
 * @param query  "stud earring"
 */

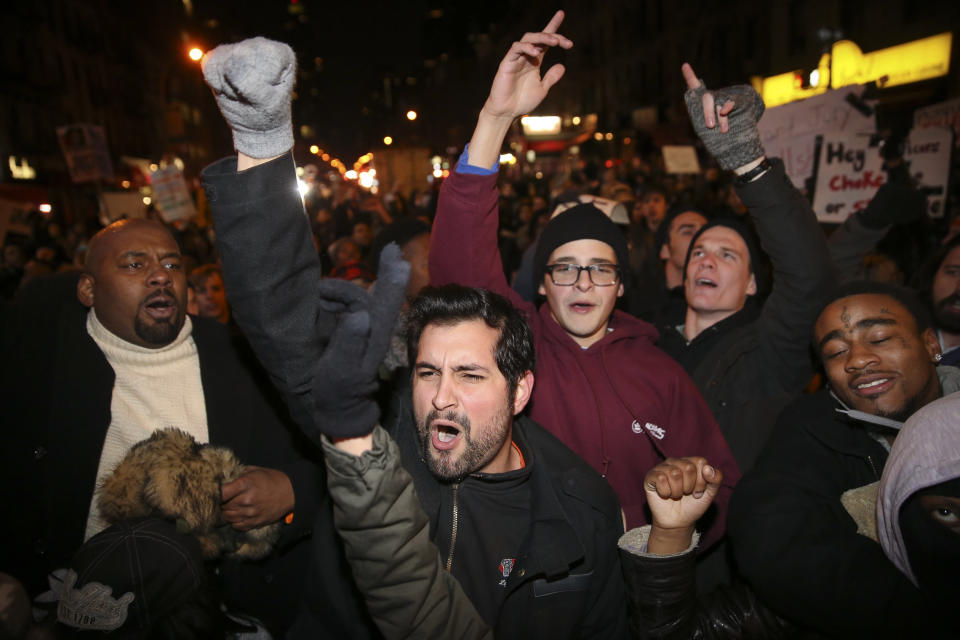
xmin=934 ymin=353 xmax=943 ymax=363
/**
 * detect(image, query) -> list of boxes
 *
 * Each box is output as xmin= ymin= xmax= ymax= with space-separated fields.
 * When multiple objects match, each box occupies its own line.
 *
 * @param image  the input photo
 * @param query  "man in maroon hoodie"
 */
xmin=429 ymin=11 xmax=739 ymax=548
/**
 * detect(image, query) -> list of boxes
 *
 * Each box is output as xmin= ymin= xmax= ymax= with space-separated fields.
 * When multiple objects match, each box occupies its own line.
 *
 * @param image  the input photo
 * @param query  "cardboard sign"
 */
xmin=661 ymin=145 xmax=701 ymax=174
xmin=759 ymin=87 xmax=875 ymax=189
xmin=56 ymin=124 xmax=114 ymax=183
xmin=812 ymin=133 xmax=884 ymax=223
xmin=913 ymin=97 xmax=960 ymax=147
xmin=903 ymin=127 xmax=953 ymax=218
xmin=100 ymin=192 xmax=147 ymax=225
xmin=149 ymin=166 xmax=196 ymax=222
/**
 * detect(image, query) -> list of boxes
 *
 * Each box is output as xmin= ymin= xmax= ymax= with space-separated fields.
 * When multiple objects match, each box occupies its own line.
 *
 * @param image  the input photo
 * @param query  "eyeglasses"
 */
xmin=544 ymin=263 xmax=620 ymax=286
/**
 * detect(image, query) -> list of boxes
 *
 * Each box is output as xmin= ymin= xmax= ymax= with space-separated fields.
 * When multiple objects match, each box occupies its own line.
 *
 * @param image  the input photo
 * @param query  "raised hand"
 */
xmin=306 ymin=243 xmax=410 ymax=441
xmin=645 ymin=457 xmax=723 ymax=554
xmin=481 ymin=10 xmax=573 ymax=122
xmin=681 ymin=62 xmax=766 ymax=172
xmin=202 ymin=37 xmax=296 ymax=158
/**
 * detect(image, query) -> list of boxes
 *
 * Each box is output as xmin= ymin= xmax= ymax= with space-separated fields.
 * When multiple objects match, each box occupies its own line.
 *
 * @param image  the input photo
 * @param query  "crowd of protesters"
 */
xmin=2 ymin=12 xmax=959 ymax=640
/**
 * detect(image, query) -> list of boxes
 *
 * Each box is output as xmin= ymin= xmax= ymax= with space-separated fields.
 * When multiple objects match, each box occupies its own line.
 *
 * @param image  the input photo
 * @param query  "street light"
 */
xmin=383 ymin=136 xmax=393 ymax=145
xmin=406 ymin=110 xmax=418 ymax=121
xmin=188 ymin=47 xmax=204 ymax=61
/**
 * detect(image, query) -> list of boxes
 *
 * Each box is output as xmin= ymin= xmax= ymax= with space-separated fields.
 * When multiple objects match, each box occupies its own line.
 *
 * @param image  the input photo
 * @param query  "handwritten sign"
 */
xmin=812 ymin=127 xmax=953 ymax=222
xmin=759 ymin=87 xmax=875 ymax=189
xmin=812 ymin=134 xmax=884 ymax=223
xmin=914 ymin=98 xmax=960 ymax=147
xmin=903 ymin=127 xmax=953 ymax=218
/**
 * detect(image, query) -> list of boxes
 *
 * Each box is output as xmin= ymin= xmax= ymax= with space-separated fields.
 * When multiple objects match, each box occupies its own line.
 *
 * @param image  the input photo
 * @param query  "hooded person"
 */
xmin=877 ymin=391 xmax=960 ymax=607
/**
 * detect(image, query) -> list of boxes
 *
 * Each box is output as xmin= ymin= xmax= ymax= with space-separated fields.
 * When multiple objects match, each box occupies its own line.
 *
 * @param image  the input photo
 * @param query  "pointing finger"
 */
xmin=681 ymin=63 xmax=702 ymax=90
xmin=543 ymin=9 xmax=565 ymax=34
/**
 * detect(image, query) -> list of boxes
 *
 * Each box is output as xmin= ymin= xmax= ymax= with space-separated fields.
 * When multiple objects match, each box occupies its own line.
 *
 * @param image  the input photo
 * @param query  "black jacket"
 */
xmin=620 ymin=538 xmax=796 ymax=640
xmin=658 ymin=160 xmax=835 ymax=472
xmin=727 ymin=389 xmax=942 ymax=638
xmin=391 ymin=394 xmax=630 ymax=639
xmin=0 ymin=272 xmax=323 ymax=636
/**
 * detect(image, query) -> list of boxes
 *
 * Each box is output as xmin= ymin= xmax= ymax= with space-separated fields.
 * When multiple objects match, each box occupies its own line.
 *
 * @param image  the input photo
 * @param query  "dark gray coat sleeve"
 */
xmin=201 ymin=153 xmax=333 ymax=431
xmin=736 ymin=158 xmax=835 ymax=394
xmin=322 ymin=426 xmax=493 ymax=640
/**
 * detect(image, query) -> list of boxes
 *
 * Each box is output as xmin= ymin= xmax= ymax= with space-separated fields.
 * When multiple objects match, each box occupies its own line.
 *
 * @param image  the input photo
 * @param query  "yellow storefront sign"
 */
xmin=753 ymin=32 xmax=952 ymax=107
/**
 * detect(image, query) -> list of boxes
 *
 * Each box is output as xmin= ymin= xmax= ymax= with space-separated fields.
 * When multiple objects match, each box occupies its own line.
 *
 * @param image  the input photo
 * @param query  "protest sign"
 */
xmin=100 ymin=192 xmax=147 ymax=225
xmin=56 ymin=124 xmax=114 ymax=183
xmin=149 ymin=166 xmax=197 ymax=222
xmin=812 ymin=127 xmax=953 ymax=222
xmin=662 ymin=146 xmax=701 ymax=174
xmin=759 ymin=86 xmax=875 ymax=189
xmin=903 ymin=127 xmax=953 ymax=218
xmin=812 ymin=133 xmax=884 ymax=223
xmin=913 ymin=98 xmax=960 ymax=147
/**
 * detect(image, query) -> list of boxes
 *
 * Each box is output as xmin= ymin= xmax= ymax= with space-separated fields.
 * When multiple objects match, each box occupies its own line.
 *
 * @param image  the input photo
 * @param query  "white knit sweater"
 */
xmin=84 ymin=309 xmax=209 ymax=539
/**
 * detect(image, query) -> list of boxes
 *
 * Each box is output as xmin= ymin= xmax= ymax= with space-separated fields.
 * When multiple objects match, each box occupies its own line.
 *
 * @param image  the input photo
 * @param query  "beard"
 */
xmin=135 ymin=288 xmax=183 ymax=346
xmin=934 ymin=293 xmax=960 ymax=333
xmin=416 ymin=404 xmax=512 ymax=482
xmin=876 ymin=388 xmax=930 ymax=424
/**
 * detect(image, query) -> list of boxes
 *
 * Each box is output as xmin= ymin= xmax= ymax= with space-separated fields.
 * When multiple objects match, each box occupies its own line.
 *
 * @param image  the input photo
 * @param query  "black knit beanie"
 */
xmin=682 ymin=216 xmax=770 ymax=296
xmin=533 ymin=203 xmax=630 ymax=293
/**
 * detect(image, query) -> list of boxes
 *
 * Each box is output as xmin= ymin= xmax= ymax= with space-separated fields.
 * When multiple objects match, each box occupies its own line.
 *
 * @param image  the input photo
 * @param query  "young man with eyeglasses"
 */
xmin=430 ymin=11 xmax=739 ymax=545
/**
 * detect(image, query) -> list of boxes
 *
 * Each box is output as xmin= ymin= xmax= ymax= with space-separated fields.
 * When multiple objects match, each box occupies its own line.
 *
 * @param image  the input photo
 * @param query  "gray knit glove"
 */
xmin=308 ymin=243 xmax=410 ymax=440
xmin=202 ymin=37 xmax=296 ymax=158
xmin=684 ymin=80 xmax=766 ymax=171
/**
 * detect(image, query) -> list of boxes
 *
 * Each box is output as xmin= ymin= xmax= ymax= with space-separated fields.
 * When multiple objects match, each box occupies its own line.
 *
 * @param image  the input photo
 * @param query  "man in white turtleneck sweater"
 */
xmin=76 ymin=219 xmax=295 ymax=539
xmin=0 ymin=218 xmax=342 ymax=637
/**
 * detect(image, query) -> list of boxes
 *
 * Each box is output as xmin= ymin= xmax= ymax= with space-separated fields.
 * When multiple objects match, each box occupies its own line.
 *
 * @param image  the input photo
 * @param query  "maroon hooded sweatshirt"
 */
xmin=430 ymin=169 xmax=740 ymax=546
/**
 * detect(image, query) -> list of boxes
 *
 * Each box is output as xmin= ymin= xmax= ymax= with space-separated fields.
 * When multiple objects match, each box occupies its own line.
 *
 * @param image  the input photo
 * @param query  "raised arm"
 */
xmin=682 ymin=63 xmax=834 ymax=396
xmin=468 ymin=10 xmax=572 ymax=166
xmin=430 ymin=13 xmax=571 ymax=306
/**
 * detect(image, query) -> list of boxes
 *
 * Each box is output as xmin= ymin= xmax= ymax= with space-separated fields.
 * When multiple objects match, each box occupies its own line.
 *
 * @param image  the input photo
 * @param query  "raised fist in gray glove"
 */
xmin=202 ymin=37 xmax=296 ymax=158
xmin=681 ymin=63 xmax=766 ymax=172
xmin=308 ymin=243 xmax=410 ymax=440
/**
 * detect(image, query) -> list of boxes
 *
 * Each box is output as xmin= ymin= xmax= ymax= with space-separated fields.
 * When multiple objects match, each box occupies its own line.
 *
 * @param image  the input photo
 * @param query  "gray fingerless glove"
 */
xmin=202 ymin=37 xmax=296 ymax=158
xmin=308 ymin=243 xmax=411 ymax=440
xmin=684 ymin=81 xmax=766 ymax=171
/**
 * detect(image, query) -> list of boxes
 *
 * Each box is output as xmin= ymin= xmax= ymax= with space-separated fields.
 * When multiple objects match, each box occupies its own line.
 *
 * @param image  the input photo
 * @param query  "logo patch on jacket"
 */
xmin=498 ymin=558 xmax=515 ymax=587
xmin=632 ymin=420 xmax=665 ymax=439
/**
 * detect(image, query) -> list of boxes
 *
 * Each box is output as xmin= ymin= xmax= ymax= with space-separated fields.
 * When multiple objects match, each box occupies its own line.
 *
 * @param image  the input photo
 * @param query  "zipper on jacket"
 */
xmin=866 ymin=454 xmax=879 ymax=480
xmin=444 ymin=482 xmax=460 ymax=572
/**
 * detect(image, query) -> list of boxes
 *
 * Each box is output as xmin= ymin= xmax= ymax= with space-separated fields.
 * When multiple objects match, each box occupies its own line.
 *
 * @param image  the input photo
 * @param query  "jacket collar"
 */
xmin=830 ymin=365 xmax=960 ymax=432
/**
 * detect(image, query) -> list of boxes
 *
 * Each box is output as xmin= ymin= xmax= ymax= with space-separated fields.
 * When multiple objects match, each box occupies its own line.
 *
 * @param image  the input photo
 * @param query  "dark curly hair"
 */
xmin=405 ymin=285 xmax=535 ymax=398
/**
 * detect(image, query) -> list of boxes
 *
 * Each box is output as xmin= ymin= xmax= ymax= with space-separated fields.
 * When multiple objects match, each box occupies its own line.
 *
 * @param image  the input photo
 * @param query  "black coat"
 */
xmin=390 ymin=394 xmax=630 ymax=639
xmin=0 ymin=271 xmax=322 ymax=636
xmin=727 ymin=390 xmax=938 ymax=638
